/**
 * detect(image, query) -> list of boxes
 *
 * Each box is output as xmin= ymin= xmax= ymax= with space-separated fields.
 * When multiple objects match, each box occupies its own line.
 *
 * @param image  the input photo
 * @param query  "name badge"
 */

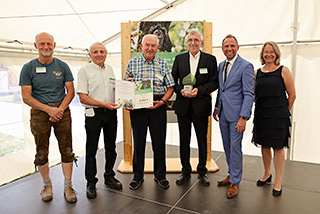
xmin=155 ymin=73 xmax=164 ymax=80
xmin=36 ymin=67 xmax=46 ymax=73
xmin=199 ymin=68 xmax=208 ymax=74
xmin=109 ymin=77 xmax=115 ymax=84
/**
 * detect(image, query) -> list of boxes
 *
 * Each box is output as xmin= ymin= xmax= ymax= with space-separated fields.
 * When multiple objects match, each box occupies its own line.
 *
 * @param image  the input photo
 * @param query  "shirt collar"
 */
xmin=226 ymin=54 xmax=238 ymax=65
xmin=91 ymin=61 xmax=105 ymax=69
xmin=189 ymin=51 xmax=201 ymax=59
xmin=142 ymin=54 xmax=155 ymax=64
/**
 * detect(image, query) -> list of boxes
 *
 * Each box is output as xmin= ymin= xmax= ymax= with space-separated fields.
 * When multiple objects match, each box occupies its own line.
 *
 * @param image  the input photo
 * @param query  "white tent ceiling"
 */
xmin=1 ymin=0 xmax=319 ymax=53
xmin=0 ymin=0 xmax=177 ymax=49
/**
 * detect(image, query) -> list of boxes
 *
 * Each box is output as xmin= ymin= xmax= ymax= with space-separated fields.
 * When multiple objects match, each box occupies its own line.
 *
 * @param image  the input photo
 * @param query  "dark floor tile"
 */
xmin=281 ymin=160 xmax=320 ymax=192
xmin=169 ymin=207 xmax=203 ymax=214
xmin=174 ymin=177 xmax=320 ymax=214
xmin=1 ymin=143 xmax=320 ymax=214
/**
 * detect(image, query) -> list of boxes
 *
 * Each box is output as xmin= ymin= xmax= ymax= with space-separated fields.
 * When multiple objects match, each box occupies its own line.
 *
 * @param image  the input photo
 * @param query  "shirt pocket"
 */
xmin=53 ymin=71 xmax=65 ymax=88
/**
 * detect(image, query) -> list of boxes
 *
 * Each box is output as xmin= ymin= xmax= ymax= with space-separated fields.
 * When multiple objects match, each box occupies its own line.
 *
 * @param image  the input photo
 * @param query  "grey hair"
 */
xmin=187 ymin=29 xmax=203 ymax=41
xmin=260 ymin=41 xmax=281 ymax=65
xmin=89 ymin=42 xmax=107 ymax=54
xmin=141 ymin=34 xmax=159 ymax=45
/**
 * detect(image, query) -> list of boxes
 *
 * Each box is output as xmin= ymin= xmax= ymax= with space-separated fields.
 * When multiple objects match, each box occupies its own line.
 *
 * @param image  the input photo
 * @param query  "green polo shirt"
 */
xmin=19 ymin=58 xmax=74 ymax=104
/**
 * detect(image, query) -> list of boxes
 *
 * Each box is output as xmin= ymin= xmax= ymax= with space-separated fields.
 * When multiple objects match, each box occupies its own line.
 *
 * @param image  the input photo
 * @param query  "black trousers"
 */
xmin=130 ymin=105 xmax=167 ymax=181
xmin=85 ymin=108 xmax=117 ymax=185
xmin=177 ymin=104 xmax=208 ymax=175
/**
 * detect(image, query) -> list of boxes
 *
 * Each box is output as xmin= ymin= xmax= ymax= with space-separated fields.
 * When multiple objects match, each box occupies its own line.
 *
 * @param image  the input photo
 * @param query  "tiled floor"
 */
xmin=1 ymin=143 xmax=320 ymax=214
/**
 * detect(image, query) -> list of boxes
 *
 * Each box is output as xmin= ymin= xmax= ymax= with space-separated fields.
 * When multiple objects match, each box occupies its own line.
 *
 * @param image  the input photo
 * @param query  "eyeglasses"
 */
xmin=187 ymin=38 xmax=201 ymax=43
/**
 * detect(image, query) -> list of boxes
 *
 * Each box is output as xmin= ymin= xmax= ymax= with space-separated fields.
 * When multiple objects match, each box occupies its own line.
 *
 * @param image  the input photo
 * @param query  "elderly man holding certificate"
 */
xmin=123 ymin=34 xmax=174 ymax=190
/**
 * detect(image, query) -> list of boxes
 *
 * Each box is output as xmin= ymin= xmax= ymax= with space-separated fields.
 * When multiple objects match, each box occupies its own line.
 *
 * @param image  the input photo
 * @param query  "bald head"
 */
xmin=35 ymin=32 xmax=54 ymax=44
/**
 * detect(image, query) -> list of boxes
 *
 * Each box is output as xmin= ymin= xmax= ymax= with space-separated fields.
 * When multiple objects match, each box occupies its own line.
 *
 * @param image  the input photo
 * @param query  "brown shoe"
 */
xmin=217 ymin=175 xmax=230 ymax=186
xmin=41 ymin=186 xmax=53 ymax=202
xmin=227 ymin=184 xmax=239 ymax=199
xmin=64 ymin=186 xmax=77 ymax=203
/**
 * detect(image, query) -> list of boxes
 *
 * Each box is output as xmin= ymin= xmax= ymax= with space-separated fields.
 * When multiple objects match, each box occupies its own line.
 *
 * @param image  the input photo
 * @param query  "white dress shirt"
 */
xmin=77 ymin=62 xmax=115 ymax=108
xmin=189 ymin=51 xmax=201 ymax=76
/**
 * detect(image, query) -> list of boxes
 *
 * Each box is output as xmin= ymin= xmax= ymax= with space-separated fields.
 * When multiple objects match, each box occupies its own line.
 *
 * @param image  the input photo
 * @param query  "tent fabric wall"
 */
xmin=150 ymin=0 xmax=320 ymax=164
xmin=0 ymin=54 xmax=88 ymax=184
xmin=293 ymin=44 xmax=320 ymax=163
xmin=0 ymin=0 xmax=319 ymax=185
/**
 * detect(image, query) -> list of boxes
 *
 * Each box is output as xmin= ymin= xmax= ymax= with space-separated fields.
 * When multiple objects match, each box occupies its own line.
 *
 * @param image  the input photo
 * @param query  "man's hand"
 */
xmin=124 ymin=107 xmax=134 ymax=111
xmin=181 ymin=88 xmax=198 ymax=98
xmin=126 ymin=77 xmax=134 ymax=82
xmin=49 ymin=116 xmax=60 ymax=122
xmin=181 ymin=89 xmax=186 ymax=97
xmin=146 ymin=100 xmax=164 ymax=110
xmin=189 ymin=88 xmax=198 ymax=98
xmin=104 ymin=102 xmax=120 ymax=110
xmin=47 ymin=107 xmax=63 ymax=122
xmin=213 ymin=108 xmax=219 ymax=121
xmin=235 ymin=117 xmax=246 ymax=133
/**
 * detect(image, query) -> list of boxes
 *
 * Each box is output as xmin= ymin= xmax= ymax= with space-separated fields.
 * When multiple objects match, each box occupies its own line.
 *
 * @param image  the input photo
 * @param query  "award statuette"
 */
xmin=182 ymin=73 xmax=196 ymax=93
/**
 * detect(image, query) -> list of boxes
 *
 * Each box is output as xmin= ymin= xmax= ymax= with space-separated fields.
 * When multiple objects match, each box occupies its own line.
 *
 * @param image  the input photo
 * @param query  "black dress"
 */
xmin=252 ymin=66 xmax=291 ymax=149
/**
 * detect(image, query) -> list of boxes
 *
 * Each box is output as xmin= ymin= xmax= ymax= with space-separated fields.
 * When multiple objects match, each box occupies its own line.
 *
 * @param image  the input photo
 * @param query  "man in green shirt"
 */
xmin=19 ymin=32 xmax=77 ymax=203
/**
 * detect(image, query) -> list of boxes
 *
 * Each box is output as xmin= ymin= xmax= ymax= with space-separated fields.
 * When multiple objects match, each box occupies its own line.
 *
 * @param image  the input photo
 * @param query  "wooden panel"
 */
xmin=203 ymin=21 xmax=213 ymax=54
xmin=203 ymin=21 xmax=213 ymax=161
xmin=121 ymin=22 xmax=133 ymax=165
xmin=117 ymin=158 xmax=219 ymax=173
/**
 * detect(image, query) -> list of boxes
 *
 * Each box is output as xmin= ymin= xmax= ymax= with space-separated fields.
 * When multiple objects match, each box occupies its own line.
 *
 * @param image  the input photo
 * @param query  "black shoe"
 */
xmin=176 ymin=174 xmax=191 ymax=185
xmin=154 ymin=178 xmax=170 ymax=189
xmin=86 ymin=184 xmax=97 ymax=199
xmin=198 ymin=174 xmax=210 ymax=186
xmin=129 ymin=179 xmax=144 ymax=190
xmin=272 ymin=188 xmax=282 ymax=196
xmin=257 ymin=174 xmax=272 ymax=186
xmin=105 ymin=177 xmax=122 ymax=190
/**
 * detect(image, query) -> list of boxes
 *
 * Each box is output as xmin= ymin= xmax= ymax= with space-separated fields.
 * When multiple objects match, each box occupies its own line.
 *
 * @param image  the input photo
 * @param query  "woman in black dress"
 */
xmin=252 ymin=42 xmax=296 ymax=196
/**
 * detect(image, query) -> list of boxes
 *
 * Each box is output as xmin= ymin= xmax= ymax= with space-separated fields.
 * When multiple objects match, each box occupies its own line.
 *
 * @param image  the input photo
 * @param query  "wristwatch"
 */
xmin=161 ymin=98 xmax=166 ymax=105
xmin=240 ymin=116 xmax=249 ymax=120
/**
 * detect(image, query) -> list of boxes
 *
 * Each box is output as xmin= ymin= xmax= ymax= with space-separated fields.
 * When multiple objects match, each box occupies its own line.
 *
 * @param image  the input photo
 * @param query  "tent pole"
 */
xmin=288 ymin=0 xmax=299 ymax=160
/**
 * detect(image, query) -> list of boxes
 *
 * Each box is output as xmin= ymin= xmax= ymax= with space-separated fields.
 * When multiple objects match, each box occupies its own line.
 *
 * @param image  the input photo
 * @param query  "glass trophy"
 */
xmin=182 ymin=73 xmax=196 ymax=93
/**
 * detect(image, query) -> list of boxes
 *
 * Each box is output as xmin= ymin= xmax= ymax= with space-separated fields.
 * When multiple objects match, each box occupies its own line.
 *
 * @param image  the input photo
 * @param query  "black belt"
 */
xmin=86 ymin=107 xmax=109 ymax=112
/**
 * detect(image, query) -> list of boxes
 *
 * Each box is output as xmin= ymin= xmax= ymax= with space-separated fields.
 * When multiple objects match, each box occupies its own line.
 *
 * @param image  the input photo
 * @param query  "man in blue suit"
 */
xmin=213 ymin=34 xmax=255 ymax=198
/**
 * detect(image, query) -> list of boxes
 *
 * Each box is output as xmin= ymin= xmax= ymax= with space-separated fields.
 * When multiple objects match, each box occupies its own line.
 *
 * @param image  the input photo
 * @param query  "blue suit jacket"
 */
xmin=215 ymin=55 xmax=255 ymax=121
